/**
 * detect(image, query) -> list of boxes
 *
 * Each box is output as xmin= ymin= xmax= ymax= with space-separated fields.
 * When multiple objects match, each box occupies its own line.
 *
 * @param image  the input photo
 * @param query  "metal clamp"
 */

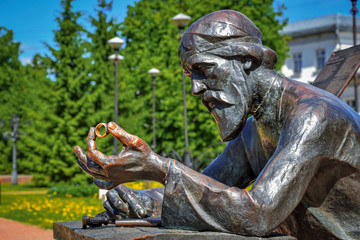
xmin=82 ymin=215 xmax=109 ymax=229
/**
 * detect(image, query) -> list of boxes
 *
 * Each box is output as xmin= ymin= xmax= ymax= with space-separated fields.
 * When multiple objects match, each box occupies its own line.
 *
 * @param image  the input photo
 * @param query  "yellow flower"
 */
xmin=245 ymin=182 xmax=254 ymax=191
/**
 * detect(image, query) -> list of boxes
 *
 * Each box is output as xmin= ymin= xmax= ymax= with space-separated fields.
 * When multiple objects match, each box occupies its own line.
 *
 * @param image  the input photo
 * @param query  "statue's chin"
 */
xmin=216 ymin=113 xmax=246 ymax=142
xmin=211 ymin=104 xmax=249 ymax=142
xmin=218 ymin=118 xmax=245 ymax=142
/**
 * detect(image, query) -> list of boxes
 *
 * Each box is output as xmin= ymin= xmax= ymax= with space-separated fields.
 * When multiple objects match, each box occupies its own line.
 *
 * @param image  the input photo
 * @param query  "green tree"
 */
xmin=0 ymin=28 xmax=52 ymax=179
xmin=19 ymin=55 xmax=55 ymax=182
xmin=10 ymin=0 xmax=124 ymax=185
xmin=116 ymin=0 xmax=288 ymax=169
xmin=0 ymin=27 xmax=24 ymax=174
xmin=85 ymin=0 xmax=121 ymax=155
xmin=40 ymin=0 xmax=93 ymax=184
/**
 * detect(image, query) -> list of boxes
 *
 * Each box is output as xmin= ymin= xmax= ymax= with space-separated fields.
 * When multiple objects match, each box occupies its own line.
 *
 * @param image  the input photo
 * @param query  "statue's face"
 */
xmin=183 ymin=53 xmax=252 ymax=141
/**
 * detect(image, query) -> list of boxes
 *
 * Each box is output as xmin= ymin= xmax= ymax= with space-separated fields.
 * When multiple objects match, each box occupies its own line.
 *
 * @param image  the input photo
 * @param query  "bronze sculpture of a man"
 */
xmin=74 ymin=10 xmax=360 ymax=239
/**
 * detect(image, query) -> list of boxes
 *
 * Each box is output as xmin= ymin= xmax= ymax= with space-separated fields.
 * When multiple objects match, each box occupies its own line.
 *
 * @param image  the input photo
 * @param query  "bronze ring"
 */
xmin=95 ymin=123 xmax=109 ymax=138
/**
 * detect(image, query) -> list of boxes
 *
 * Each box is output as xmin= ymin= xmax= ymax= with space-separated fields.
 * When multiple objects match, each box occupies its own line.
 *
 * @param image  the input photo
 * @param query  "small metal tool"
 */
xmin=82 ymin=215 xmax=109 ymax=229
xmin=115 ymin=218 xmax=161 ymax=227
xmin=82 ymin=215 xmax=161 ymax=229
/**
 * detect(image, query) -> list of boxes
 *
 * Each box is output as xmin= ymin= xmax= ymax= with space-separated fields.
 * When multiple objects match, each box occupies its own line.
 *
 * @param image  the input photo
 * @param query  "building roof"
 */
xmin=282 ymin=14 xmax=360 ymax=38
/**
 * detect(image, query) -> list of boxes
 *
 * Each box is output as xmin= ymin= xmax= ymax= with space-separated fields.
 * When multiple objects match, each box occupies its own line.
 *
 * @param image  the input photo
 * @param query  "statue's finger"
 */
xmin=74 ymin=146 xmax=103 ymax=175
xmin=94 ymin=179 xmax=118 ymax=190
xmin=116 ymin=185 xmax=146 ymax=218
xmin=88 ymin=149 xmax=110 ymax=165
xmin=84 ymin=127 xmax=112 ymax=165
xmin=74 ymin=145 xmax=86 ymax=164
xmin=74 ymin=145 xmax=106 ymax=168
xmin=107 ymin=122 xmax=137 ymax=148
xmin=87 ymin=127 xmax=97 ymax=152
xmin=86 ymin=155 xmax=104 ymax=174
xmin=76 ymin=160 xmax=107 ymax=180
xmin=103 ymin=200 xmax=119 ymax=220
xmin=106 ymin=189 xmax=130 ymax=215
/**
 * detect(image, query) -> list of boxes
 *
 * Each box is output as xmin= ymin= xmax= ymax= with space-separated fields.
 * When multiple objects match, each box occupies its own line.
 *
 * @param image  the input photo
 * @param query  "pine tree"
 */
xmin=0 ymin=27 xmax=24 ymax=174
xmin=41 ymin=0 xmax=93 ymax=184
xmin=0 ymin=28 xmax=52 ymax=179
xmin=85 ymin=0 xmax=121 ymax=155
xmin=19 ymin=55 xmax=55 ymax=183
xmin=116 ymin=0 xmax=288 ymax=169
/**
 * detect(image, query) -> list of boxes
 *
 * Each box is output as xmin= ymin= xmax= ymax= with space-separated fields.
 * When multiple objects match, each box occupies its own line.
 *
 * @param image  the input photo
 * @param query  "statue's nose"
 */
xmin=192 ymin=80 xmax=207 ymax=95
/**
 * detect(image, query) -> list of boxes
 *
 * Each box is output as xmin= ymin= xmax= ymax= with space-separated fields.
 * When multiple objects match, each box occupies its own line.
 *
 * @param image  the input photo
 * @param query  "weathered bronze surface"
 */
xmin=313 ymin=45 xmax=360 ymax=97
xmin=54 ymin=221 xmax=296 ymax=240
xmin=75 ymin=10 xmax=360 ymax=240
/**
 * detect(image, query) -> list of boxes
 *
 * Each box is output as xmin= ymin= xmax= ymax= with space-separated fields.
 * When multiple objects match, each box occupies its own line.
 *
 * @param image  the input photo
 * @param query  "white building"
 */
xmin=281 ymin=14 xmax=360 ymax=109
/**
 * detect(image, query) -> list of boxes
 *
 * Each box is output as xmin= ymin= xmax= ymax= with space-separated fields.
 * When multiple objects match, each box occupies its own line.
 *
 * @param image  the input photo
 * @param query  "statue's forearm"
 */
xmin=161 ymin=157 xmax=318 ymax=236
xmin=162 ymin=160 xmax=263 ymax=235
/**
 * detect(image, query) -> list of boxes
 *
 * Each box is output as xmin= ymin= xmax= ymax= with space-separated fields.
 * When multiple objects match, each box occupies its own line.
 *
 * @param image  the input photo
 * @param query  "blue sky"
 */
xmin=0 ymin=0 xmax=356 ymax=64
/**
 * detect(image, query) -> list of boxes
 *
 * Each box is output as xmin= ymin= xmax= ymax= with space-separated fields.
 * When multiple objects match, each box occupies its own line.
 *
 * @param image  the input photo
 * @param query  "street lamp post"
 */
xmin=108 ymin=37 xmax=124 ymax=154
xmin=148 ymin=68 xmax=160 ymax=150
xmin=10 ymin=115 xmax=20 ymax=185
xmin=351 ymin=0 xmax=359 ymax=112
xmin=2 ymin=115 xmax=21 ymax=185
xmin=172 ymin=13 xmax=192 ymax=168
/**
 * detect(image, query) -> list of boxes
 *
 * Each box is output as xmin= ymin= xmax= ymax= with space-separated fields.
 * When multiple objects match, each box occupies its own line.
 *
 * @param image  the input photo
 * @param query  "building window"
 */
xmin=346 ymin=99 xmax=356 ymax=109
xmin=316 ymin=49 xmax=326 ymax=71
xmin=293 ymin=53 xmax=302 ymax=76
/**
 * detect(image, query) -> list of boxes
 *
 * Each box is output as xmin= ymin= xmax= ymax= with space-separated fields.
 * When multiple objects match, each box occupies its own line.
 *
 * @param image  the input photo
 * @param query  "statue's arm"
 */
xmin=161 ymin=106 xmax=325 ymax=236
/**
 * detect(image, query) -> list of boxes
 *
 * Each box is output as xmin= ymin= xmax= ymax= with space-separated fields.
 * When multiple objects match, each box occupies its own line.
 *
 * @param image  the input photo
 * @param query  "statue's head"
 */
xmin=179 ymin=10 xmax=277 ymax=141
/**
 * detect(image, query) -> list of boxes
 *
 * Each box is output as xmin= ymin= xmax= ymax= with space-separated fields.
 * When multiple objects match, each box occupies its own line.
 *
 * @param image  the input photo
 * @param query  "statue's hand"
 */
xmin=99 ymin=185 xmax=164 ymax=220
xmin=74 ymin=122 xmax=169 ymax=190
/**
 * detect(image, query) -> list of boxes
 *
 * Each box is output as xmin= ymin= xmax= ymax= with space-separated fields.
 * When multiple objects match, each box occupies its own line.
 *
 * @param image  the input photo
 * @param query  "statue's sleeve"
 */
xmin=161 ymin=105 xmax=325 ymax=236
xmin=202 ymin=117 xmax=257 ymax=188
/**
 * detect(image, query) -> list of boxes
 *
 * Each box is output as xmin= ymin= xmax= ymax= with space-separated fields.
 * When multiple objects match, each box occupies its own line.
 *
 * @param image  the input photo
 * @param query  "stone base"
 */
xmin=53 ymin=221 xmax=296 ymax=240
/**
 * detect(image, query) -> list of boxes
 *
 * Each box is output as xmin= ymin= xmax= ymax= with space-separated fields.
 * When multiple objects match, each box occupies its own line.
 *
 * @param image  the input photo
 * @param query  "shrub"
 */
xmin=47 ymin=184 xmax=98 ymax=198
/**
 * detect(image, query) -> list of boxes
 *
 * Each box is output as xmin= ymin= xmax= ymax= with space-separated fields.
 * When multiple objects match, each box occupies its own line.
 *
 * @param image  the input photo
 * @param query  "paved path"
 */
xmin=2 ymin=190 xmax=47 ymax=195
xmin=0 ymin=218 xmax=53 ymax=240
xmin=0 ymin=175 xmax=33 ymax=184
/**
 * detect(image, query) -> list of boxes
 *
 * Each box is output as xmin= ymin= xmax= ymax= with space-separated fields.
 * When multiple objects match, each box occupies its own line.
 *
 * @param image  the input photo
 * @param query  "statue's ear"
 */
xmin=262 ymin=47 xmax=277 ymax=69
xmin=244 ymin=59 xmax=253 ymax=70
xmin=242 ymin=58 xmax=256 ymax=75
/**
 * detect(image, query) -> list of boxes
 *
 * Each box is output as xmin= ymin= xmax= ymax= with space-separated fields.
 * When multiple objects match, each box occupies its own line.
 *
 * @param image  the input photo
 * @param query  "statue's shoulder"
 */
xmin=284 ymin=79 xmax=360 ymax=128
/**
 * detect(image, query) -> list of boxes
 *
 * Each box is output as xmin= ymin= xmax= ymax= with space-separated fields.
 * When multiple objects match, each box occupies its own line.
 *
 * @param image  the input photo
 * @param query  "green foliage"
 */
xmin=0 ymin=27 xmax=22 ymax=174
xmin=0 ymin=0 xmax=122 ymax=184
xmin=47 ymin=184 xmax=98 ymax=198
xmin=25 ymin=0 xmax=122 ymax=185
xmin=1 ymin=183 xmax=47 ymax=192
xmin=39 ymin=0 xmax=95 ymax=184
xmin=18 ymin=56 xmax=55 ymax=179
xmin=0 ymin=28 xmax=51 ymax=176
xmin=85 ymin=0 xmax=121 ymax=154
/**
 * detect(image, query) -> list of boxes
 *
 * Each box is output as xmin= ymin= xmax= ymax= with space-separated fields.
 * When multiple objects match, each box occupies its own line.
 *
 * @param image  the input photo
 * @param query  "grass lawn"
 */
xmin=0 ymin=184 xmax=104 ymax=229
xmin=1 ymin=183 xmax=48 ymax=192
